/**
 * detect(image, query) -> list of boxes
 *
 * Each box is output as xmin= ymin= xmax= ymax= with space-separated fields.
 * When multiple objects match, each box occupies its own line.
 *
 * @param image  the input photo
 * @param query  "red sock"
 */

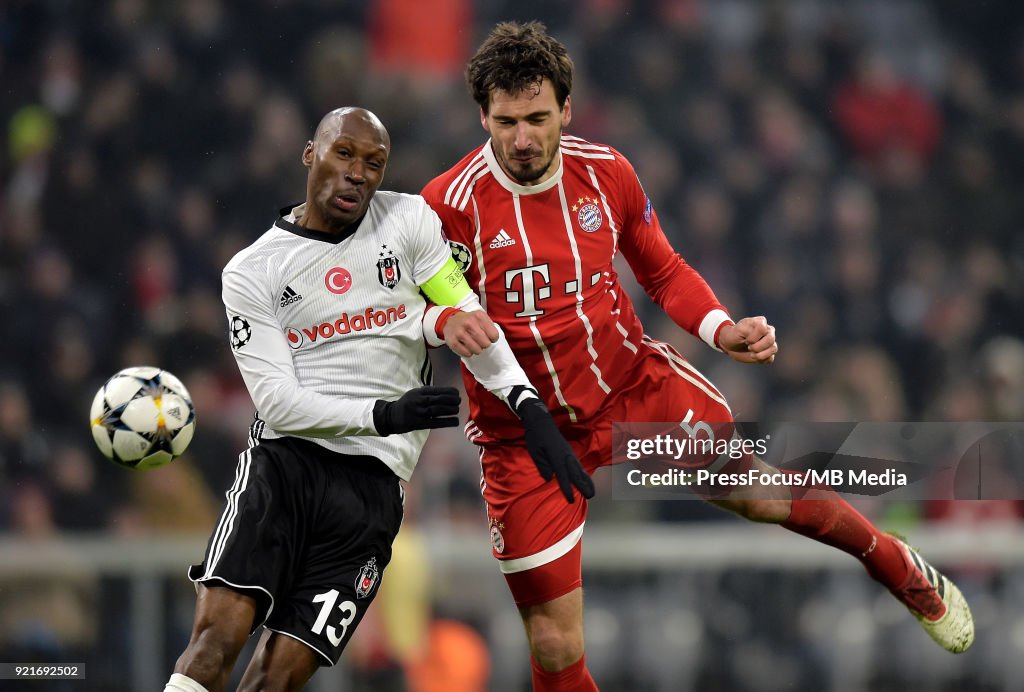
xmin=531 ymin=655 xmax=598 ymax=692
xmin=781 ymin=483 xmax=909 ymax=589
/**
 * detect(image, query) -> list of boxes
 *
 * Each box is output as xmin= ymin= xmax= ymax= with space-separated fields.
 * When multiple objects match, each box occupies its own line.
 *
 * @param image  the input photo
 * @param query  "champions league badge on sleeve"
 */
xmin=355 ymin=557 xmax=379 ymax=599
xmin=449 ymin=240 xmax=472 ymax=273
xmin=229 ymin=315 xmax=252 ymax=350
xmin=377 ymin=244 xmax=401 ymax=289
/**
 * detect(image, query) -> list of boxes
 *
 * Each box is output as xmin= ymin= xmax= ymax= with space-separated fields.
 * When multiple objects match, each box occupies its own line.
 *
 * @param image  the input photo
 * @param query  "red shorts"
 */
xmin=479 ymin=339 xmax=745 ymax=607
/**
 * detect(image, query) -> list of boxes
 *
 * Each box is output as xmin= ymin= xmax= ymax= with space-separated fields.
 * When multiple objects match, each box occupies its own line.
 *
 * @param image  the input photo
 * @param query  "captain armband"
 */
xmin=420 ymin=257 xmax=472 ymax=307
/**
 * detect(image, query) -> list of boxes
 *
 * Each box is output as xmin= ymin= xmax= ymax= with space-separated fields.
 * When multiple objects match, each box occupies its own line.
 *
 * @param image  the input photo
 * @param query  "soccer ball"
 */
xmin=90 ymin=366 xmax=196 ymax=470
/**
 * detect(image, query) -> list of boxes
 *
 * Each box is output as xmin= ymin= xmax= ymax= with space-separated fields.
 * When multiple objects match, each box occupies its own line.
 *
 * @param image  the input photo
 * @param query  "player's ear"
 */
xmin=479 ymin=106 xmax=489 ymax=132
xmin=561 ymin=96 xmax=572 ymax=128
xmin=302 ymin=140 xmax=314 ymax=168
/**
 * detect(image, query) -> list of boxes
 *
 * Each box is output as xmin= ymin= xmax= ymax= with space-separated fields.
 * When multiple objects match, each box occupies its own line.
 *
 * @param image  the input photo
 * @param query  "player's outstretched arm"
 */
xmin=717 ymin=316 xmax=779 ymax=364
xmin=373 ymin=386 xmax=461 ymax=435
xmin=417 ymin=256 xmax=594 ymax=503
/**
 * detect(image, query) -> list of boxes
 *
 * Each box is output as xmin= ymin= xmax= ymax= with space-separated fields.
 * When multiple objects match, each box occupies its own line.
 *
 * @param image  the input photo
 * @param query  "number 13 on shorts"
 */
xmin=311 ymin=589 xmax=358 ymax=647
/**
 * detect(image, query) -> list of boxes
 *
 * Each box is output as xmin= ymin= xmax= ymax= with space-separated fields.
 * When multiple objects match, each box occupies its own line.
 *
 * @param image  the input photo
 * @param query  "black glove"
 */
xmin=373 ymin=386 xmax=461 ymax=436
xmin=512 ymin=388 xmax=595 ymax=504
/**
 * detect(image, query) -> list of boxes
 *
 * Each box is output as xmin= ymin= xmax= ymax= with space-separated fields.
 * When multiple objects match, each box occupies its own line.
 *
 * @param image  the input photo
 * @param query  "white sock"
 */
xmin=164 ymin=673 xmax=210 ymax=692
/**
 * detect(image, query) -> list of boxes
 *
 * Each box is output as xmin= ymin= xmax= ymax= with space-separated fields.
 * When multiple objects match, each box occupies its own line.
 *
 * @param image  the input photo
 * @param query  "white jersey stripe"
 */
xmin=203 ymin=451 xmax=247 ymax=576
xmin=643 ymin=338 xmax=730 ymax=410
xmin=456 ymin=165 xmax=490 ymax=212
xmin=529 ymin=320 xmax=576 ymax=421
xmin=560 ymin=139 xmax=612 ymax=154
xmin=646 ymin=336 xmax=726 ymax=399
xmin=563 ymin=149 xmax=615 ymax=161
xmin=615 ymin=321 xmax=638 ymax=353
xmin=205 ymin=448 xmax=251 ymax=571
xmin=471 ymin=198 xmax=488 ymax=312
xmin=514 ymin=193 xmax=577 ymax=422
xmin=642 ymin=335 xmax=711 ymax=384
xmin=512 ymin=194 xmax=533 ymax=258
xmin=444 ymin=152 xmax=485 ymax=206
xmin=206 ymin=449 xmax=253 ymax=576
xmin=478 ymin=447 xmax=487 ymax=495
xmin=561 ymin=136 xmax=606 ymax=153
xmin=499 ymin=521 xmax=586 ymax=573
xmin=208 ymin=449 xmax=252 ymax=574
xmin=556 ymin=181 xmax=611 ymax=394
xmin=676 ymin=358 xmax=728 ymax=403
xmin=587 ymin=165 xmax=621 ymax=254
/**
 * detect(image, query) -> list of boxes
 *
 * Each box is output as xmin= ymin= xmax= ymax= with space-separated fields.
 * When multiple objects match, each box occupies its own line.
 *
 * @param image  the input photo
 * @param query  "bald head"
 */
xmin=312 ymin=107 xmax=391 ymax=152
xmin=299 ymin=106 xmax=392 ymax=234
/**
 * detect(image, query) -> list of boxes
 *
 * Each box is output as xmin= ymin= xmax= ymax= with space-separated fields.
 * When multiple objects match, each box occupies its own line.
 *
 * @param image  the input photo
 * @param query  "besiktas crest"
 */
xmin=377 ymin=244 xmax=401 ymax=289
xmin=355 ymin=556 xmax=379 ymax=599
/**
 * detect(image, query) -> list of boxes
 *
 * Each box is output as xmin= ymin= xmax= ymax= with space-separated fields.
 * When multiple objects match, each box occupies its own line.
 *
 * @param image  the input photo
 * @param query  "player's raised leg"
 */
xmin=518 ymin=587 xmax=597 ymax=692
xmin=634 ymin=343 xmax=974 ymax=653
xmin=710 ymin=455 xmax=975 ymax=653
xmin=236 ymin=629 xmax=321 ymax=692
xmin=165 ymin=584 xmax=257 ymax=692
xmin=482 ymin=438 xmax=599 ymax=690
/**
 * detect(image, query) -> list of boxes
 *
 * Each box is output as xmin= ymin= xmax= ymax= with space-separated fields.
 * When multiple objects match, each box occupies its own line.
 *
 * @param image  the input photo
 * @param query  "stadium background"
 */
xmin=2 ymin=0 xmax=1023 ymax=690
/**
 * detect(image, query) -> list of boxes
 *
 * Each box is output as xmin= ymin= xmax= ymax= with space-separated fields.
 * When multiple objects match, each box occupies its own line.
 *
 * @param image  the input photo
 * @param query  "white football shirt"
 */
xmin=222 ymin=192 xmax=452 ymax=480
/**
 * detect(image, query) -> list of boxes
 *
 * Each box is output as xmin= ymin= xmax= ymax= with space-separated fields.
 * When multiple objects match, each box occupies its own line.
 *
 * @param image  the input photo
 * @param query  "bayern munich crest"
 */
xmin=573 ymin=195 xmax=603 ymax=233
xmin=377 ymin=244 xmax=401 ymax=289
xmin=490 ymin=523 xmax=505 ymax=554
xmin=355 ymin=556 xmax=379 ymax=599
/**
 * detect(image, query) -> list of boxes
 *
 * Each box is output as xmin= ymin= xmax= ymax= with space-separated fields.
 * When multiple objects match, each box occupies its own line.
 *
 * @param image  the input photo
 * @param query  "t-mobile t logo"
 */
xmin=505 ymin=264 xmax=551 ymax=317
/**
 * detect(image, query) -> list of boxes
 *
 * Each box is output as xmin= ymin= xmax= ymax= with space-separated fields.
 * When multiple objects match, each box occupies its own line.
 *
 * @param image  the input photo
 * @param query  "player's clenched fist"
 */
xmin=718 ymin=316 xmax=779 ymax=365
xmin=373 ymin=386 xmax=461 ymax=435
xmin=443 ymin=309 xmax=500 ymax=357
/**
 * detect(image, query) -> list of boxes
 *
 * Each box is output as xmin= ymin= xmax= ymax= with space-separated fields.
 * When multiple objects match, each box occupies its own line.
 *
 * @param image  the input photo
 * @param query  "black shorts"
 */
xmin=188 ymin=436 xmax=404 ymax=665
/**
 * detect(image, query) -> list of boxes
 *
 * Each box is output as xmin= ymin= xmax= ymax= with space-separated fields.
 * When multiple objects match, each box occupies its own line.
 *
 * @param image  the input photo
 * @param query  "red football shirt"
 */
xmin=422 ymin=135 xmax=730 ymax=439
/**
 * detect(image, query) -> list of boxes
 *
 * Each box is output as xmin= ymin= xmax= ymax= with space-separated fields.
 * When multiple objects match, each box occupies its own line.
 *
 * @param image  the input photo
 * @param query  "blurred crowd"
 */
xmin=3 ymin=0 xmax=1024 ymax=533
xmin=1 ymin=0 xmax=1024 ymax=685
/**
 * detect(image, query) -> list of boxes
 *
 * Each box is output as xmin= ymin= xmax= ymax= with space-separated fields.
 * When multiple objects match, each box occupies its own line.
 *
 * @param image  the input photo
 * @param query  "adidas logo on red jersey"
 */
xmin=489 ymin=229 xmax=516 ymax=249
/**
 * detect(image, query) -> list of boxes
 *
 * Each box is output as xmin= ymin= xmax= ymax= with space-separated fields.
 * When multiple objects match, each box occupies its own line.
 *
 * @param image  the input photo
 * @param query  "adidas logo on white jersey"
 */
xmin=279 ymin=285 xmax=303 ymax=307
xmin=489 ymin=229 xmax=516 ymax=249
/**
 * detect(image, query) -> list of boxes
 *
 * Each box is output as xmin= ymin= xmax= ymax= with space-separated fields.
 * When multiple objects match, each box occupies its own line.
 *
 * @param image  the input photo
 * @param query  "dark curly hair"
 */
xmin=466 ymin=21 xmax=574 ymax=114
